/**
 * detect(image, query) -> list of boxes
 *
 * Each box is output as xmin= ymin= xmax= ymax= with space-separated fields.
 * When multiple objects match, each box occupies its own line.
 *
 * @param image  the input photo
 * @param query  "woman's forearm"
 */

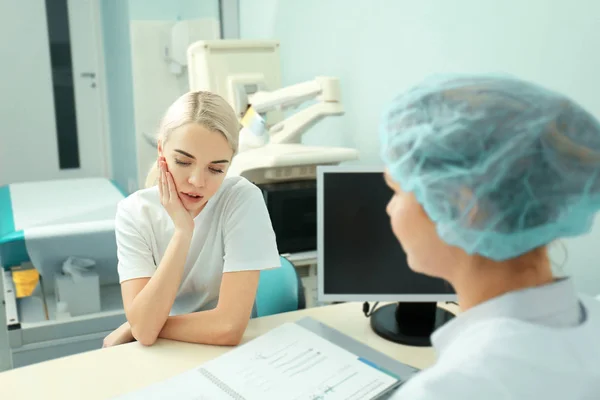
xmin=127 ymin=230 xmax=192 ymax=345
xmin=158 ymin=308 xmax=249 ymax=346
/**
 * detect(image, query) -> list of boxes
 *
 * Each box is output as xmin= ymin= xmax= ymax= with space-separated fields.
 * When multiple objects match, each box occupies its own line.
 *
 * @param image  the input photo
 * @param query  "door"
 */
xmin=0 ymin=0 xmax=108 ymax=186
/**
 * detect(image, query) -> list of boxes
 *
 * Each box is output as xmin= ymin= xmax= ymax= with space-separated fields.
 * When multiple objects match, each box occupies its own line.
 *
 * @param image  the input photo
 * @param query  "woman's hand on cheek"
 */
xmin=158 ymin=157 xmax=194 ymax=234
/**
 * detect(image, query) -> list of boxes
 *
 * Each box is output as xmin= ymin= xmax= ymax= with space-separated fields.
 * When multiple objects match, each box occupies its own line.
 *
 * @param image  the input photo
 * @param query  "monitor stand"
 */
xmin=370 ymin=302 xmax=455 ymax=347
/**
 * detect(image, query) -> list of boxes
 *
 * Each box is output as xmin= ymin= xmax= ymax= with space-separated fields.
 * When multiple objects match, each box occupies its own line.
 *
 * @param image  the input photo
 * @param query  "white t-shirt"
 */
xmin=391 ymin=280 xmax=600 ymax=399
xmin=115 ymin=176 xmax=281 ymax=315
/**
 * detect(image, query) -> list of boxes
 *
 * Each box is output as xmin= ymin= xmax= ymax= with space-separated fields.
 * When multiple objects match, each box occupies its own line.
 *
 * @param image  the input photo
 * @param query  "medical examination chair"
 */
xmin=1 ymin=178 xmax=128 ymax=368
xmin=255 ymin=256 xmax=306 ymax=318
xmin=1 ymin=178 xmax=304 ymax=369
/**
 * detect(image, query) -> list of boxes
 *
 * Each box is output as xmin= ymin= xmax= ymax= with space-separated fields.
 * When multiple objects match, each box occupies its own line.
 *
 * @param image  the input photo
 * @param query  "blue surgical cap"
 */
xmin=380 ymin=74 xmax=600 ymax=261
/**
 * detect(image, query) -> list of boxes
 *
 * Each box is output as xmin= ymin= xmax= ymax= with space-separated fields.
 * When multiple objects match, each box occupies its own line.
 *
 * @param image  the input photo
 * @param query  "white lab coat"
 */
xmin=391 ymin=279 xmax=600 ymax=399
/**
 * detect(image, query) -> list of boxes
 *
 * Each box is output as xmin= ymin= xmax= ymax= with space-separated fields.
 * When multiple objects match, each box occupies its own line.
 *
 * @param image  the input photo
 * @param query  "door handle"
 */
xmin=80 ymin=72 xmax=96 ymax=78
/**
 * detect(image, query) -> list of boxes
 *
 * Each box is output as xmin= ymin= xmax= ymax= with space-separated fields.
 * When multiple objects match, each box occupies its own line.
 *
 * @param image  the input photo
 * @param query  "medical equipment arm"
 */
xmin=244 ymin=76 xmax=344 ymax=145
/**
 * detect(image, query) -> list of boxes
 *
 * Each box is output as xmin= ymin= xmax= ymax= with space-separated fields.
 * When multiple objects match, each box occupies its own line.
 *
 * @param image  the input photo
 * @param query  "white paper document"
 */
xmin=115 ymin=323 xmax=400 ymax=400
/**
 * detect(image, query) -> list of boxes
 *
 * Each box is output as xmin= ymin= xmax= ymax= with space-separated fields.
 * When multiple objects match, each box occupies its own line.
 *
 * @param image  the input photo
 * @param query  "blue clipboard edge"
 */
xmin=294 ymin=316 xmax=420 ymax=395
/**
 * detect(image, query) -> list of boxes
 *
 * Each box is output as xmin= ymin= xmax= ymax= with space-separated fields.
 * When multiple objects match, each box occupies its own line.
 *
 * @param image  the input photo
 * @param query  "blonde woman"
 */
xmin=103 ymin=92 xmax=280 ymax=347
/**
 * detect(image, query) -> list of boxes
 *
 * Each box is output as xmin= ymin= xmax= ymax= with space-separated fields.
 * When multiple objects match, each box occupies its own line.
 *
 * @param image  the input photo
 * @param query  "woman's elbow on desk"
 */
xmin=212 ymin=322 xmax=245 ymax=346
xmin=131 ymin=324 xmax=160 ymax=347
xmin=189 ymin=317 xmax=248 ymax=346
xmin=210 ymin=304 xmax=253 ymax=346
xmin=157 ymin=311 xmax=248 ymax=346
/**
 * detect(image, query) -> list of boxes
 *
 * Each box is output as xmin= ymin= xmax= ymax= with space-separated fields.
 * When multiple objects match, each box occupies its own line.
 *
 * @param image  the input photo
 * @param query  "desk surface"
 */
xmin=0 ymin=302 xmax=452 ymax=399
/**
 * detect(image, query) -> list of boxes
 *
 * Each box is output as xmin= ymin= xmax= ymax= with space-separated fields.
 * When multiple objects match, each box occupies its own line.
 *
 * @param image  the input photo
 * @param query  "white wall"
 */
xmin=0 ymin=1 xmax=61 ymax=185
xmin=129 ymin=19 xmax=220 ymax=187
xmin=0 ymin=1 xmax=109 ymax=186
xmin=240 ymin=0 xmax=600 ymax=295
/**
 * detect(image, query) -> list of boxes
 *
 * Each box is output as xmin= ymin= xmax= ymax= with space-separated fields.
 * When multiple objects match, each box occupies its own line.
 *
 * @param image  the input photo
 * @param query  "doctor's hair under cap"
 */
xmin=379 ymin=74 xmax=600 ymax=261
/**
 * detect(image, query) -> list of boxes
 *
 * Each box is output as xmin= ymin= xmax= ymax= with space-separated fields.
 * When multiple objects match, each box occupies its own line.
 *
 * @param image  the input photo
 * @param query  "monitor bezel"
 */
xmin=316 ymin=164 xmax=457 ymax=303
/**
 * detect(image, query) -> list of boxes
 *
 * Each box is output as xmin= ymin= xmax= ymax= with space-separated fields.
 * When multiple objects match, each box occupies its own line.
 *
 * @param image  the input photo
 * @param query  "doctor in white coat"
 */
xmin=379 ymin=74 xmax=600 ymax=399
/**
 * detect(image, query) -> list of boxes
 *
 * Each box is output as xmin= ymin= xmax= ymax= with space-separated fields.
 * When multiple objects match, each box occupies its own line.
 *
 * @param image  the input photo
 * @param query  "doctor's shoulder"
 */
xmin=396 ymin=307 xmax=600 ymax=399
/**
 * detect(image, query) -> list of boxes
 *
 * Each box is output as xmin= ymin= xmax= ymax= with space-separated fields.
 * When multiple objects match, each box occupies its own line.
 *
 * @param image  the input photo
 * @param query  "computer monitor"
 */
xmin=317 ymin=165 xmax=457 ymax=346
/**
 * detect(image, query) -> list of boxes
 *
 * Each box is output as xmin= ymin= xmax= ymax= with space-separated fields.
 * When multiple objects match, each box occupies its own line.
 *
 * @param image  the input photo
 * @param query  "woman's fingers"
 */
xmin=158 ymin=161 xmax=163 ymax=198
xmin=159 ymin=160 xmax=169 ymax=203
xmin=166 ymin=171 xmax=176 ymax=201
xmin=163 ymin=166 xmax=170 ymax=203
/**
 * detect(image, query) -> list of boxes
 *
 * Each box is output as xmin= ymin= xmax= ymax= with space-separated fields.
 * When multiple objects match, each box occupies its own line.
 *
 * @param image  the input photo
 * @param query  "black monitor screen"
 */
xmin=322 ymin=171 xmax=454 ymax=298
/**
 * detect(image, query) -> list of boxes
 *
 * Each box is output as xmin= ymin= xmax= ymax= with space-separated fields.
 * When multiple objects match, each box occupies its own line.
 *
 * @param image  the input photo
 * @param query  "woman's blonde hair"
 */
xmin=145 ymin=91 xmax=240 ymax=188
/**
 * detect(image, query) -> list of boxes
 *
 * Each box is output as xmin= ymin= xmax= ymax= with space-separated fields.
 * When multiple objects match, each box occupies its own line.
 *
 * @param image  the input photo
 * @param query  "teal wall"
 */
xmin=100 ymin=0 xmax=136 ymax=194
xmin=239 ymin=0 xmax=600 ymax=295
xmin=240 ymin=0 xmax=600 ymax=164
xmin=128 ymin=0 xmax=220 ymax=20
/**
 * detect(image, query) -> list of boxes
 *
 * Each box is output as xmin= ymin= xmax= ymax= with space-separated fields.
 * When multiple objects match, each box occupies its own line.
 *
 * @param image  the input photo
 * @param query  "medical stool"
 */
xmin=254 ymin=256 xmax=306 ymax=318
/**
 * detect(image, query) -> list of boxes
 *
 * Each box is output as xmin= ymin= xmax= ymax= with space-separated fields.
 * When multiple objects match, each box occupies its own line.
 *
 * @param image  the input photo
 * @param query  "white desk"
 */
xmin=0 ymin=302 xmax=455 ymax=399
